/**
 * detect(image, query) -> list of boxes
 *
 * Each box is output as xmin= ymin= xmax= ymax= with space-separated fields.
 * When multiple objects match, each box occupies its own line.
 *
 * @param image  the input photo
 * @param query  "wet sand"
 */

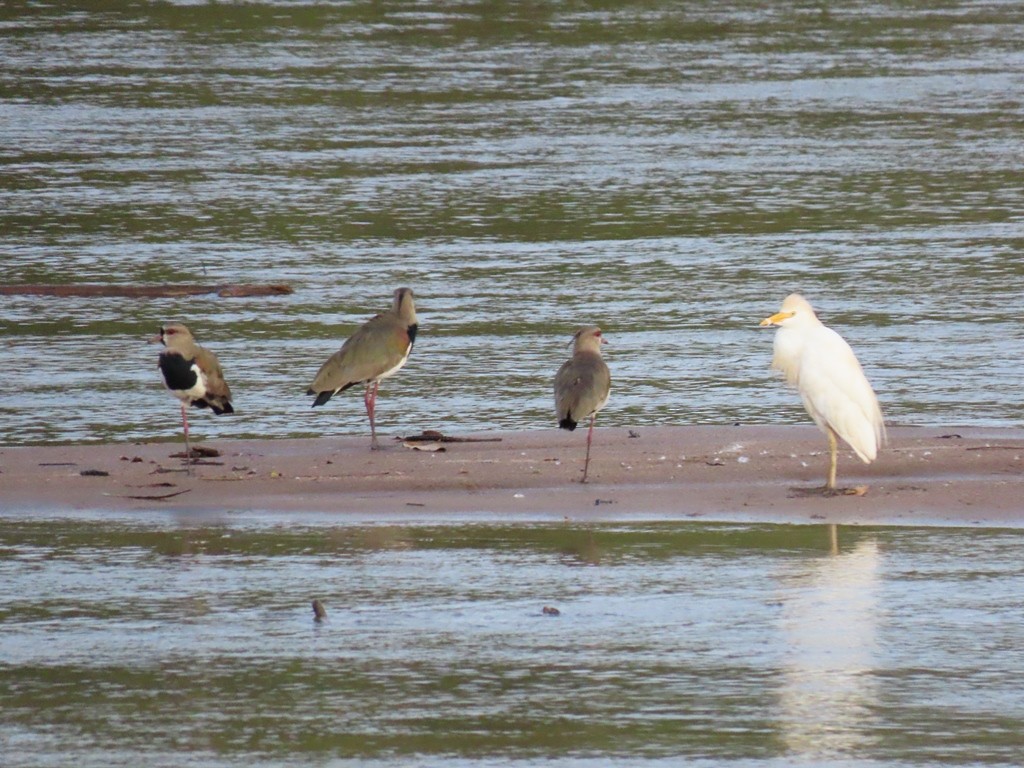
xmin=2 ymin=425 xmax=1022 ymax=526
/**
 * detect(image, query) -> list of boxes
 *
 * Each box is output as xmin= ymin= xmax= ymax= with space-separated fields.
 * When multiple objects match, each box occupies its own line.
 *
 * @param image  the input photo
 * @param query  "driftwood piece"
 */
xmin=397 ymin=430 xmax=503 ymax=444
xmin=104 ymin=488 xmax=193 ymax=501
xmin=170 ymin=446 xmax=222 ymax=458
xmin=0 ymin=283 xmax=293 ymax=298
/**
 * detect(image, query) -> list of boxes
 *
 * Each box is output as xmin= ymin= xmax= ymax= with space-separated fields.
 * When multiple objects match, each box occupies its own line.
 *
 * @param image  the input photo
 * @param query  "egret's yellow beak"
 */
xmin=759 ymin=310 xmax=795 ymax=327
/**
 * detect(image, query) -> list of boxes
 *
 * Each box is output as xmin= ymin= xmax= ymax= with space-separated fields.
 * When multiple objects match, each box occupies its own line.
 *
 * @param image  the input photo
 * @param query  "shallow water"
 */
xmin=2 ymin=518 xmax=1024 ymax=766
xmin=1 ymin=2 xmax=1023 ymax=446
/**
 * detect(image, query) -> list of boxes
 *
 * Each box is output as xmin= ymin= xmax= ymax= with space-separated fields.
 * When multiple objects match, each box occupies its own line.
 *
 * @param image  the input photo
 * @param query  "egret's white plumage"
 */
xmin=760 ymin=293 xmax=885 ymax=492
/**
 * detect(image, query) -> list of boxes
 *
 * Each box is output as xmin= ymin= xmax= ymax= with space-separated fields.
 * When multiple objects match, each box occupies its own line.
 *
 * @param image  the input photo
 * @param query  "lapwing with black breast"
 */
xmin=151 ymin=323 xmax=234 ymax=473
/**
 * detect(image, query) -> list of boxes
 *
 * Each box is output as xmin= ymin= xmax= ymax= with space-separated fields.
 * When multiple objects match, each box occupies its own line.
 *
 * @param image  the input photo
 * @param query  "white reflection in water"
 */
xmin=777 ymin=531 xmax=881 ymax=758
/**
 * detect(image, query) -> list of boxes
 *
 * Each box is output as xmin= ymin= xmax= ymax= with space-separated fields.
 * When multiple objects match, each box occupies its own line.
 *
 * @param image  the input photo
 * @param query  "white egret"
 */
xmin=760 ymin=294 xmax=885 ymax=494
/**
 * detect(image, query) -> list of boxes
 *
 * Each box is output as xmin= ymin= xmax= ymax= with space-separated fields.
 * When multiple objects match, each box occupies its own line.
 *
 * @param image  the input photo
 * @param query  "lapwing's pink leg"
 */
xmin=365 ymin=380 xmax=381 ymax=450
xmin=581 ymin=413 xmax=597 ymax=483
xmin=181 ymin=402 xmax=193 ymax=475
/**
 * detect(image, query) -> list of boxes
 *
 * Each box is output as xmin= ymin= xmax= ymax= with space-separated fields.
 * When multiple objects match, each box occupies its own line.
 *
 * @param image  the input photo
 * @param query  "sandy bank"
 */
xmin=1 ymin=425 xmax=1022 ymax=526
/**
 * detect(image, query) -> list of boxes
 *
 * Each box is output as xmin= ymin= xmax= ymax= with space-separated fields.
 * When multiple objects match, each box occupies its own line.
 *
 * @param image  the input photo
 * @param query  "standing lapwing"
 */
xmin=151 ymin=323 xmax=234 ymax=473
xmin=554 ymin=325 xmax=611 ymax=483
xmin=307 ymin=287 xmax=418 ymax=449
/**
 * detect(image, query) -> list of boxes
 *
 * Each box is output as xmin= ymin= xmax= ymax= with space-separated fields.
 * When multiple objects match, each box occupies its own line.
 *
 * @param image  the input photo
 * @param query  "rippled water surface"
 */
xmin=2 ymin=518 xmax=1024 ymax=766
xmin=1 ymin=2 xmax=1022 ymax=446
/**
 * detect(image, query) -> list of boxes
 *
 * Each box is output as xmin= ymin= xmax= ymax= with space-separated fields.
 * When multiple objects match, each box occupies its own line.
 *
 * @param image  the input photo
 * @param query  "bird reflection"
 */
xmin=776 ymin=529 xmax=881 ymax=757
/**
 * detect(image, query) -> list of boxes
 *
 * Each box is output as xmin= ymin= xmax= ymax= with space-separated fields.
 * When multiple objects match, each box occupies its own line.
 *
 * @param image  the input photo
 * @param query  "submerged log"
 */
xmin=0 ymin=283 xmax=294 ymax=298
xmin=311 ymin=599 xmax=327 ymax=622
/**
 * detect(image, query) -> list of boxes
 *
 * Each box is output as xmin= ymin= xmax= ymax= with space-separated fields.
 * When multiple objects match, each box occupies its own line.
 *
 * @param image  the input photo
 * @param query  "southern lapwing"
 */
xmin=151 ymin=323 xmax=234 ymax=473
xmin=307 ymin=287 xmax=418 ymax=449
xmin=554 ymin=325 xmax=611 ymax=483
